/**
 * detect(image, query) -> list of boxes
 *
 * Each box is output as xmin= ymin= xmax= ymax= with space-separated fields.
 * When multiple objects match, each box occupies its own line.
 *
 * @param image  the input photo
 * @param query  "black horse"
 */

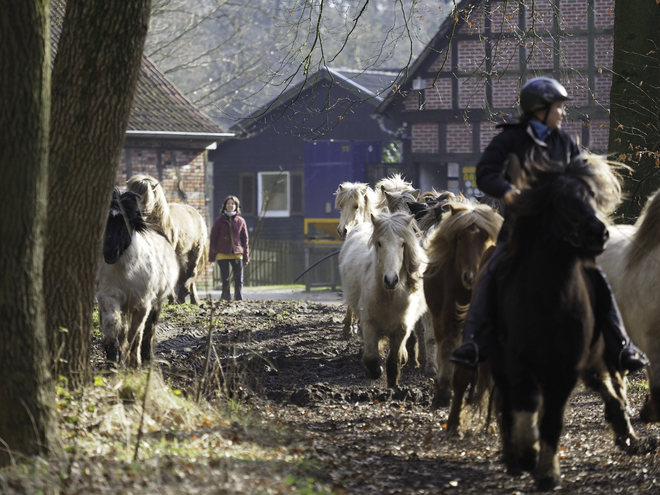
xmin=488 ymin=155 xmax=633 ymax=491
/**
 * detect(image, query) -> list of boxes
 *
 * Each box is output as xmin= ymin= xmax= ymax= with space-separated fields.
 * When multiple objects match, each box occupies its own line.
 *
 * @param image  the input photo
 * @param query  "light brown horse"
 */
xmin=422 ymin=200 xmax=502 ymax=432
xmin=126 ymin=174 xmax=208 ymax=304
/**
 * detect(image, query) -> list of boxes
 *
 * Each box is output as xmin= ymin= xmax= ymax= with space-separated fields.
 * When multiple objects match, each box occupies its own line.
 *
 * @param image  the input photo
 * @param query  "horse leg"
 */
xmin=385 ymin=327 xmax=407 ymax=388
xmin=98 ymin=298 xmax=125 ymax=367
xmin=534 ymin=381 xmax=575 ymax=492
xmin=509 ymin=374 xmax=541 ymax=475
xmin=641 ymin=363 xmax=660 ymax=422
xmin=431 ymin=316 xmax=456 ymax=408
xmin=127 ymin=306 xmax=149 ymax=368
xmin=446 ymin=366 xmax=474 ymax=435
xmin=342 ymin=308 xmax=354 ymax=340
xmin=141 ymin=309 xmax=161 ymax=364
xmin=361 ymin=320 xmax=382 ymax=381
xmin=582 ymin=366 xmax=637 ymax=448
xmin=406 ymin=326 xmax=420 ymax=369
xmin=189 ymin=282 xmax=200 ymax=306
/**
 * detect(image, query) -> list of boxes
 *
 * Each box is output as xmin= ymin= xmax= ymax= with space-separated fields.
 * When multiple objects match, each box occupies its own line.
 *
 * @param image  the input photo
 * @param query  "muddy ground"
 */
xmin=145 ymin=298 xmax=660 ymax=494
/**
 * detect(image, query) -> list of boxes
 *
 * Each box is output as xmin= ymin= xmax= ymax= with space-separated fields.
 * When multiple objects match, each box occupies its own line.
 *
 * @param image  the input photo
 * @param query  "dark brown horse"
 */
xmin=489 ymin=155 xmax=634 ymax=491
xmin=423 ymin=200 xmax=502 ymax=427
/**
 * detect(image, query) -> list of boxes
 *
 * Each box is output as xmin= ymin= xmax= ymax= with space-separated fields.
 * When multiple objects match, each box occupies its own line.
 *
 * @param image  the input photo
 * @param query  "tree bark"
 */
xmin=0 ymin=0 xmax=60 ymax=465
xmin=608 ymin=0 xmax=660 ymax=220
xmin=45 ymin=0 xmax=152 ymax=386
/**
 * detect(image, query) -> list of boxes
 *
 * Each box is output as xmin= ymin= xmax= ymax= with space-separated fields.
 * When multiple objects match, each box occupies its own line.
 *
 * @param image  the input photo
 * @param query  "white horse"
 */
xmin=127 ymin=174 xmax=208 ymax=305
xmin=97 ymin=190 xmax=179 ymax=368
xmin=334 ymin=181 xmax=379 ymax=239
xmin=375 ymin=173 xmax=420 ymax=212
xmin=339 ymin=210 xmax=427 ymax=388
xmin=599 ymin=187 xmax=660 ymax=421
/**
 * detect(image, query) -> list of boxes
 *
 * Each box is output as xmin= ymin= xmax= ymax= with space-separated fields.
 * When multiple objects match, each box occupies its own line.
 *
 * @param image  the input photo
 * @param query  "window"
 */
xmin=258 ymin=171 xmax=290 ymax=217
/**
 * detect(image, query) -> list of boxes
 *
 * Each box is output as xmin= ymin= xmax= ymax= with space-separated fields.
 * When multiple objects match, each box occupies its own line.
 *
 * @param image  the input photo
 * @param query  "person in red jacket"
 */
xmin=209 ymin=196 xmax=250 ymax=301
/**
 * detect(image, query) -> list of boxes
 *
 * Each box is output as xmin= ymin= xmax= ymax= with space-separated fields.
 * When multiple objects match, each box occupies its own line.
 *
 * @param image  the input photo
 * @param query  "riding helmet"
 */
xmin=520 ymin=77 xmax=569 ymax=114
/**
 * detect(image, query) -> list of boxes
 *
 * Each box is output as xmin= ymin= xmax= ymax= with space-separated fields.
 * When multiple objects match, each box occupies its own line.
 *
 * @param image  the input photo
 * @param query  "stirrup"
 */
xmin=449 ymin=341 xmax=480 ymax=369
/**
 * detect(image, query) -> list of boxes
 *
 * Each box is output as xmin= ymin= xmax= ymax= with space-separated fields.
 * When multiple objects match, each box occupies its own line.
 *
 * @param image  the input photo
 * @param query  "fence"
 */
xmin=212 ymin=239 xmax=342 ymax=289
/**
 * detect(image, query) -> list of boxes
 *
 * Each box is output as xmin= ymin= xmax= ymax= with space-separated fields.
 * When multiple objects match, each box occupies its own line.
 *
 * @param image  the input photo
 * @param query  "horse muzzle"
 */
xmin=383 ymin=273 xmax=399 ymax=290
xmin=579 ymin=219 xmax=609 ymax=255
xmin=337 ymin=226 xmax=347 ymax=239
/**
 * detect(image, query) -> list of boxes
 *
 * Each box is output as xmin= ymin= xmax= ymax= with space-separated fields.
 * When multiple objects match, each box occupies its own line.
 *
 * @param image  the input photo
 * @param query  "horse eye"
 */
xmin=401 ymin=242 xmax=405 ymax=248
xmin=354 ymin=205 xmax=359 ymax=210
xmin=377 ymin=241 xmax=382 ymax=248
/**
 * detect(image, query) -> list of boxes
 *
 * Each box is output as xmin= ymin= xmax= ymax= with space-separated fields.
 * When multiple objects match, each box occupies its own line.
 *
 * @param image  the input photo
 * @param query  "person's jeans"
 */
xmin=218 ymin=259 xmax=243 ymax=301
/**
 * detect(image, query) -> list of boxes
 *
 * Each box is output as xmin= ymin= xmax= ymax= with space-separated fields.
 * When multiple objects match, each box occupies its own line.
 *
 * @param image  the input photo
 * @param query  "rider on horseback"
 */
xmin=449 ymin=76 xmax=649 ymax=374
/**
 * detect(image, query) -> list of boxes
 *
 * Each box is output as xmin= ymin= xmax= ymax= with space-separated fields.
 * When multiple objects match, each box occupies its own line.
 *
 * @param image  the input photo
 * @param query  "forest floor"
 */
xmin=2 ymin=298 xmax=660 ymax=494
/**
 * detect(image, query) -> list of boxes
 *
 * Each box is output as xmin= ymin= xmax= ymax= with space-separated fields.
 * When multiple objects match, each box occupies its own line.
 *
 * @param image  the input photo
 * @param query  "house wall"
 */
xmin=391 ymin=0 xmax=614 ymax=196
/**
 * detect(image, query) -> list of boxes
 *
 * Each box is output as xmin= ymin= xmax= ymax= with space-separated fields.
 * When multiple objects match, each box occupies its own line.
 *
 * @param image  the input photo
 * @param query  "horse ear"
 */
xmin=383 ymin=190 xmax=393 ymax=200
xmin=381 ymin=185 xmax=387 ymax=193
xmin=412 ymin=189 xmax=421 ymax=200
xmin=338 ymin=184 xmax=344 ymax=191
xmin=370 ymin=213 xmax=377 ymax=224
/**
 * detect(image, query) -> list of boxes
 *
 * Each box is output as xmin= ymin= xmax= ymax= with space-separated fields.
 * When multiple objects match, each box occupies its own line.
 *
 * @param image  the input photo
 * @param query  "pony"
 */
xmin=375 ymin=173 xmax=420 ymax=212
xmin=488 ymin=154 xmax=634 ymax=490
xmin=126 ymin=174 xmax=208 ymax=305
xmin=97 ymin=190 xmax=179 ymax=368
xmin=339 ymin=210 xmax=427 ymax=388
xmin=599 ymin=186 xmax=660 ymax=422
xmin=334 ymin=181 xmax=379 ymax=239
xmin=422 ymin=200 xmax=503 ymax=428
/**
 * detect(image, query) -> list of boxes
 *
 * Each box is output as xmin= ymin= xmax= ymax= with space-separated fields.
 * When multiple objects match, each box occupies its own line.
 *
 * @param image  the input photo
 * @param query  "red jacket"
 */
xmin=209 ymin=213 xmax=249 ymax=263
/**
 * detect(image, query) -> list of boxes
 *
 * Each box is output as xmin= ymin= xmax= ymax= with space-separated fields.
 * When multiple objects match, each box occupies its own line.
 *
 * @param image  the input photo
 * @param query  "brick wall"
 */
xmin=459 ymin=77 xmax=486 ymax=109
xmin=447 ymin=123 xmax=473 ymax=153
xmin=587 ymin=119 xmax=610 ymax=153
xmin=491 ymin=76 xmax=520 ymax=109
xmin=425 ymin=78 xmax=453 ymax=110
xmin=559 ymin=0 xmax=588 ymax=30
xmin=480 ymin=120 xmax=502 ymax=152
xmin=412 ymin=123 xmax=439 ymax=153
xmin=561 ymin=36 xmax=588 ymax=69
xmin=525 ymin=1 xmax=555 ymax=32
xmin=526 ymin=36 xmax=555 ymax=71
xmin=458 ymin=40 xmax=486 ymax=72
xmin=593 ymin=0 xmax=615 ymax=29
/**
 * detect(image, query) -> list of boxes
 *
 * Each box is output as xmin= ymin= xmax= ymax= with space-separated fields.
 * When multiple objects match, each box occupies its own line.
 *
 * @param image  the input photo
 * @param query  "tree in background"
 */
xmin=608 ymin=1 xmax=660 ymax=219
xmin=146 ymin=0 xmax=450 ymax=127
xmin=0 ymin=0 xmax=60 ymax=466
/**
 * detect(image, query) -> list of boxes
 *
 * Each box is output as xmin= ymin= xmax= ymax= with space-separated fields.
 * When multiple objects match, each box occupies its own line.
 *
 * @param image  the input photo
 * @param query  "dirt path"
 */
xmin=154 ymin=299 xmax=660 ymax=494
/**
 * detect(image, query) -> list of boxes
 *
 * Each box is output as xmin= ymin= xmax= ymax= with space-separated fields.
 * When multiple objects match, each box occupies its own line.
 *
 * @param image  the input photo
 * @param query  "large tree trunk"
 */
xmin=0 ymin=0 xmax=60 ymax=465
xmin=45 ymin=0 xmax=152 ymax=386
xmin=608 ymin=0 xmax=660 ymax=220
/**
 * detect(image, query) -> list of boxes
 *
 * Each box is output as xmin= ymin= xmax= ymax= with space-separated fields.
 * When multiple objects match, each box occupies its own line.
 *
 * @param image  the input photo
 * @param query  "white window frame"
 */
xmin=257 ymin=171 xmax=290 ymax=218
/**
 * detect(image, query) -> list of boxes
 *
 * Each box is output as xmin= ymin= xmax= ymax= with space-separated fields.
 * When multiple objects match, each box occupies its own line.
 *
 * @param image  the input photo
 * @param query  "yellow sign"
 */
xmin=463 ymin=166 xmax=476 ymax=182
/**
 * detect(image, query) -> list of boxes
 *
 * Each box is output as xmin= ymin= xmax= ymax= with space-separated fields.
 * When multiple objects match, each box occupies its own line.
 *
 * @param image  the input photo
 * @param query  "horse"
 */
xmin=334 ymin=182 xmax=379 ymax=239
xmin=488 ymin=154 xmax=633 ymax=490
xmin=422 ymin=200 xmax=503 ymax=429
xmin=97 ymin=190 xmax=179 ymax=368
xmin=126 ymin=174 xmax=208 ymax=305
xmin=599 ymin=186 xmax=660 ymax=422
xmin=375 ymin=173 xmax=420 ymax=212
xmin=339 ymin=210 xmax=427 ymax=388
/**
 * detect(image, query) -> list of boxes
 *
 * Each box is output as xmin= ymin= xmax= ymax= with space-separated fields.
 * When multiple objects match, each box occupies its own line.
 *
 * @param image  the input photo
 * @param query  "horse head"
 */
xmin=335 ymin=182 xmax=373 ymax=239
xmin=370 ymin=211 xmax=420 ymax=290
xmin=509 ymin=154 xmax=619 ymax=257
xmin=103 ymin=190 xmax=147 ymax=264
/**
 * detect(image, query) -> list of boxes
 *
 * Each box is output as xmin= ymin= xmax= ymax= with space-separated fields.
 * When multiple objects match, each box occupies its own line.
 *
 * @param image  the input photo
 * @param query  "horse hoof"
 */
xmin=363 ymin=360 xmax=383 ymax=380
xmin=535 ymin=475 xmax=560 ymax=492
xmin=431 ymin=388 xmax=451 ymax=409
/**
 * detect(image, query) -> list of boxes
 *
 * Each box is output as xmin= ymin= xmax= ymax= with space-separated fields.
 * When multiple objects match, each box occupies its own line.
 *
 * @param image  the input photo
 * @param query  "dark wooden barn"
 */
xmin=209 ymin=67 xmax=404 ymax=244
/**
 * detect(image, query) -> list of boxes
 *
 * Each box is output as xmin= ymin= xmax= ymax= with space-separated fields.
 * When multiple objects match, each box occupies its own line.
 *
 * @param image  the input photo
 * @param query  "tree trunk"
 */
xmin=0 ymin=0 xmax=60 ymax=465
xmin=45 ymin=0 xmax=152 ymax=386
xmin=608 ymin=0 xmax=660 ymax=220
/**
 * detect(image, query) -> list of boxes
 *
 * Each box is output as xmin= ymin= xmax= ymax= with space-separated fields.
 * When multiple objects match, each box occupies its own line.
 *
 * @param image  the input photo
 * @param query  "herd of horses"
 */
xmin=95 ymin=156 xmax=660 ymax=491
xmin=334 ymin=157 xmax=660 ymax=490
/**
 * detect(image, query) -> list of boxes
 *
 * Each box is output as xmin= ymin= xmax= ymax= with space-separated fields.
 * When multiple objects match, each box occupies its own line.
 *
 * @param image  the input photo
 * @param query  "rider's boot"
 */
xmin=593 ymin=266 xmax=649 ymax=374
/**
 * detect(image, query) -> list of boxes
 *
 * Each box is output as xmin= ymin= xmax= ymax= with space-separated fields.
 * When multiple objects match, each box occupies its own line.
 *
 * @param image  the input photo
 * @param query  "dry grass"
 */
xmin=0 ymin=302 xmax=336 ymax=495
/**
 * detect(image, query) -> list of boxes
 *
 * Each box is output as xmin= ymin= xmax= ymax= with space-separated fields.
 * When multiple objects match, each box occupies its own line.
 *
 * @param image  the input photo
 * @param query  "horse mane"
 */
xmin=375 ymin=173 xmax=412 ymax=193
xmin=334 ymin=182 xmax=376 ymax=215
xmin=113 ymin=191 xmax=149 ymax=235
xmin=628 ymin=187 xmax=660 ymax=268
xmin=369 ymin=211 xmax=423 ymax=291
xmin=382 ymin=188 xmax=421 ymax=213
xmin=126 ymin=174 xmax=175 ymax=242
xmin=423 ymin=201 xmax=503 ymax=278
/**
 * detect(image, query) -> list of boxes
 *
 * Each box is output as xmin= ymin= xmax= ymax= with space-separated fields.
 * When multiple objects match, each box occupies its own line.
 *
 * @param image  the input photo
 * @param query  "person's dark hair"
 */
xmin=520 ymin=77 xmax=569 ymax=115
xmin=222 ymin=195 xmax=241 ymax=216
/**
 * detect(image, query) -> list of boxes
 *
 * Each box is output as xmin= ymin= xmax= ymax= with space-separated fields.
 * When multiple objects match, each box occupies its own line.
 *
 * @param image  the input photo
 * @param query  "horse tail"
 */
xmin=127 ymin=175 xmax=176 ymax=244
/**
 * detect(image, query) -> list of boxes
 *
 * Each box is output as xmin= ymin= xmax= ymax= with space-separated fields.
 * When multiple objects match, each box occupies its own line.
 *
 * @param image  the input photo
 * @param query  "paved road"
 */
xmin=198 ymin=287 xmax=344 ymax=304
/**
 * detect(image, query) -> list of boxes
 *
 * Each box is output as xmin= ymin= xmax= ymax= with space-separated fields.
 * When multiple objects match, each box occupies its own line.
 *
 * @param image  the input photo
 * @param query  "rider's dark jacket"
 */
xmin=476 ymin=121 xmax=582 ymax=200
